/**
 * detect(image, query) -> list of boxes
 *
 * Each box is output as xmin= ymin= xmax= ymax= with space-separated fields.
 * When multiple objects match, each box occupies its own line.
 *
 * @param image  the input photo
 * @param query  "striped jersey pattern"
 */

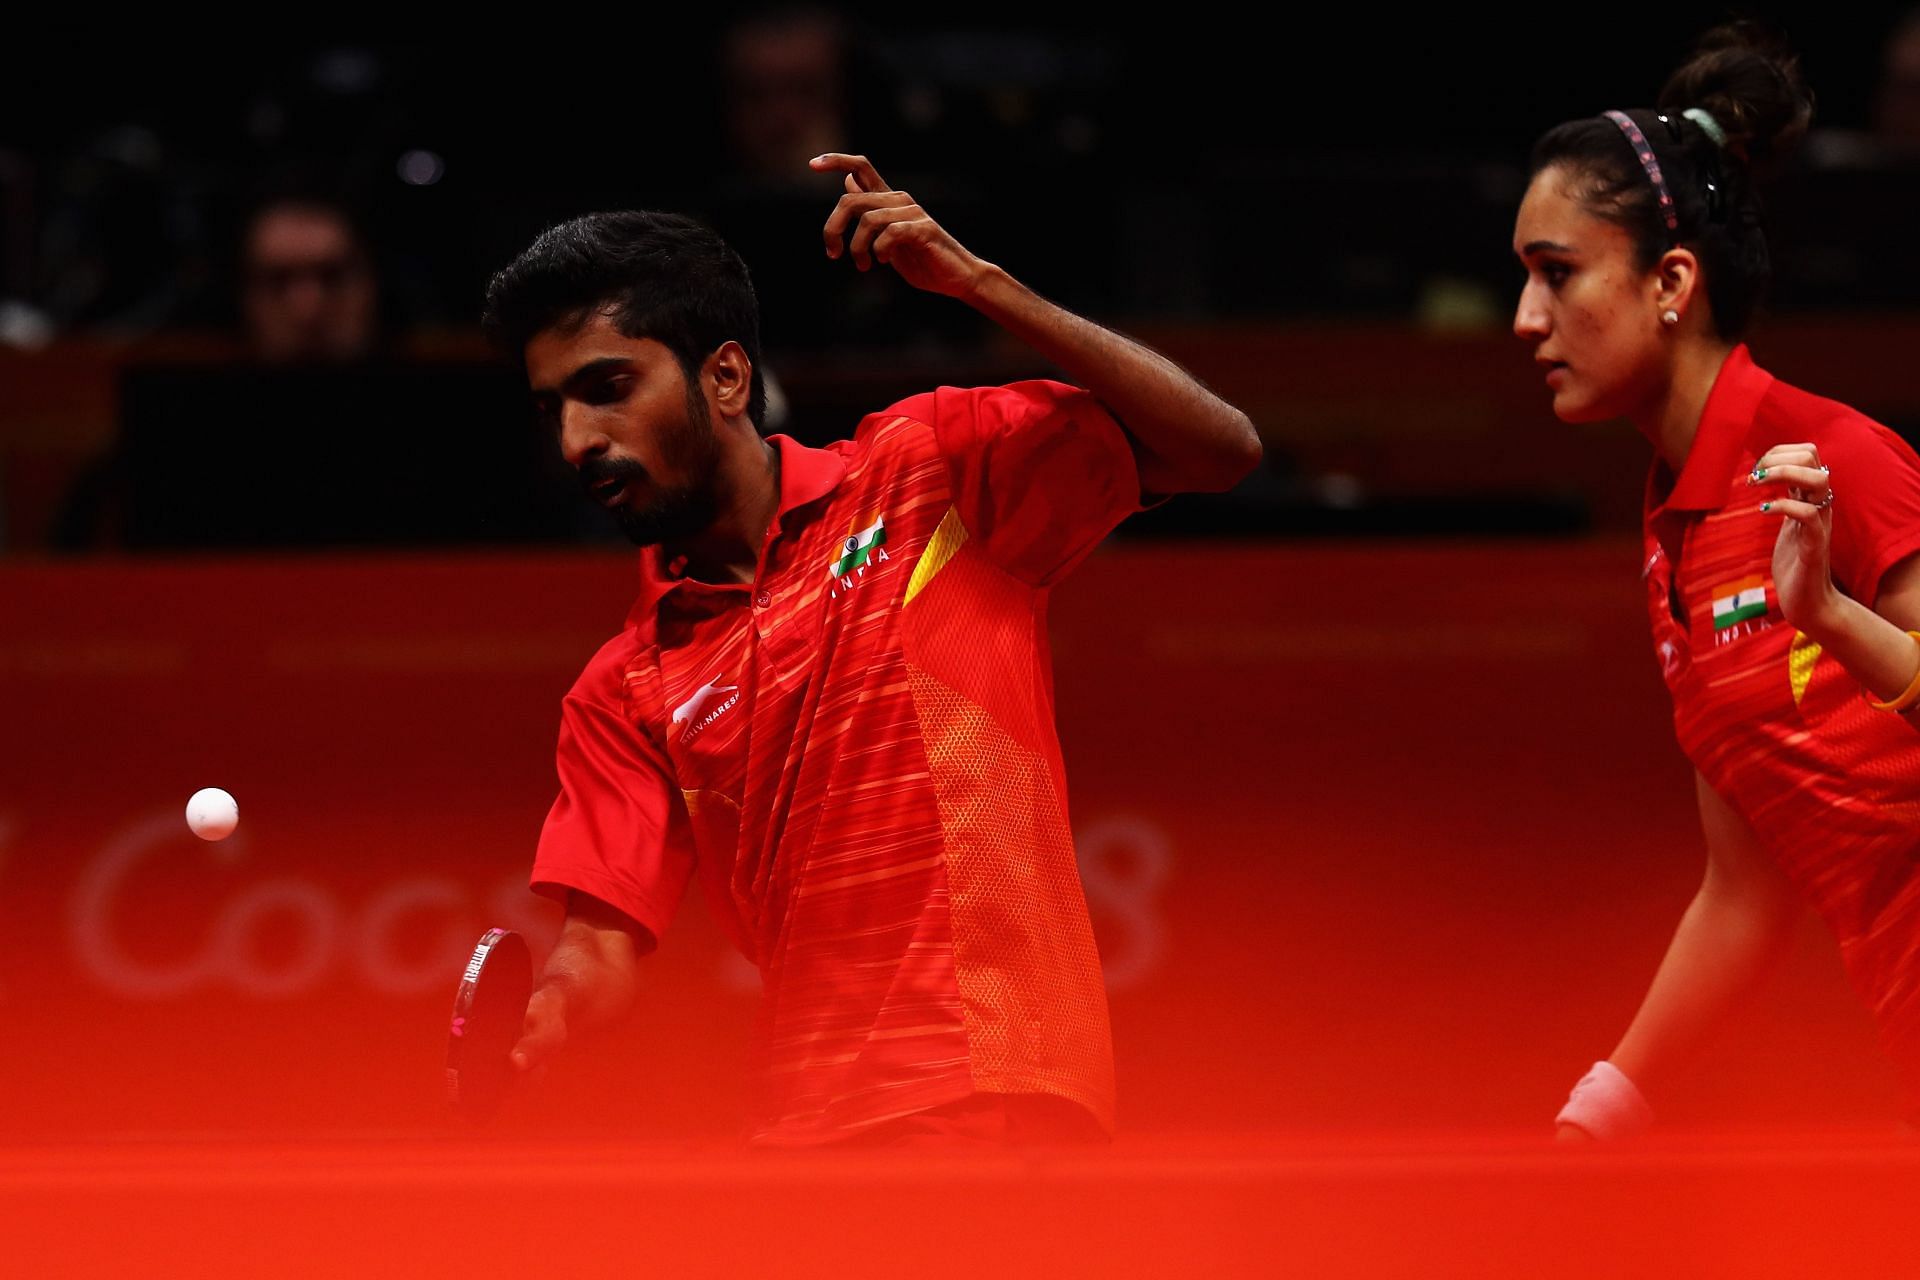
xmin=1644 ymin=347 xmax=1920 ymax=1104
xmin=533 ymin=382 xmax=1140 ymax=1143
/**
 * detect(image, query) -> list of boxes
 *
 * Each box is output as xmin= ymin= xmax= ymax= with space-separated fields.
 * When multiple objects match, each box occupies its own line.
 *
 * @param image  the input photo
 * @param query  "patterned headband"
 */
xmin=1602 ymin=109 xmax=1679 ymax=236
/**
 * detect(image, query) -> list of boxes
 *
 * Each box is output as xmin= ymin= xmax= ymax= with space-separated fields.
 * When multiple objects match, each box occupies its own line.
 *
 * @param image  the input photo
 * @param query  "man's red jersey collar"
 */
xmin=629 ymin=433 xmax=850 ymax=613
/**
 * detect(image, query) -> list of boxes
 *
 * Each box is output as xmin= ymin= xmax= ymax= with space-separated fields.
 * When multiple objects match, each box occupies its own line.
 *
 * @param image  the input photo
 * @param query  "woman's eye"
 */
xmin=1543 ymin=263 xmax=1571 ymax=287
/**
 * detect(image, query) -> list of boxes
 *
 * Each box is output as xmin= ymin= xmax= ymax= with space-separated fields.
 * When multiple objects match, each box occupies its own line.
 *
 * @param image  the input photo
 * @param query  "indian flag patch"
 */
xmin=1710 ymin=575 xmax=1768 ymax=630
xmin=830 ymin=516 xmax=886 ymax=580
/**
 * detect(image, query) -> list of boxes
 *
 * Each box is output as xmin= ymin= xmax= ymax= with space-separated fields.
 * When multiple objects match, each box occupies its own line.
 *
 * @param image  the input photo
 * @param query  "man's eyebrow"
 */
xmin=533 ymin=356 xmax=633 ymax=397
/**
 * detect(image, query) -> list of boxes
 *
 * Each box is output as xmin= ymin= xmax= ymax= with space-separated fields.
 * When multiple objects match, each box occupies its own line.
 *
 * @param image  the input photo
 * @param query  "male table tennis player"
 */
xmin=483 ymin=154 xmax=1261 ymax=1147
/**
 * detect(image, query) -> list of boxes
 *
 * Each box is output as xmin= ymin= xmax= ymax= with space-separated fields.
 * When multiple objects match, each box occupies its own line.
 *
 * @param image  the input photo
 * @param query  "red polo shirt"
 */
xmin=1643 ymin=344 xmax=1920 ymax=1101
xmin=531 ymin=381 xmax=1144 ymax=1144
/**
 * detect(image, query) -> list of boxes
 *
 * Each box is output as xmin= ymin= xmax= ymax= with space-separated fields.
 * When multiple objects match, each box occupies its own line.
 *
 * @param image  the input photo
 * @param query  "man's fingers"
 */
xmin=849 ymin=206 xmax=922 ymax=269
xmin=510 ymin=1026 xmax=563 ymax=1072
xmin=511 ymin=990 xmax=567 ymax=1072
xmin=810 ymin=152 xmax=890 ymax=193
xmin=823 ymin=192 xmax=914 ymax=259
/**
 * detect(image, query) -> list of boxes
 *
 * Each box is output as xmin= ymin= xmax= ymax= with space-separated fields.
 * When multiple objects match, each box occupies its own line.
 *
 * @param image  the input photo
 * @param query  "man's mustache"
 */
xmin=579 ymin=456 xmax=648 ymax=496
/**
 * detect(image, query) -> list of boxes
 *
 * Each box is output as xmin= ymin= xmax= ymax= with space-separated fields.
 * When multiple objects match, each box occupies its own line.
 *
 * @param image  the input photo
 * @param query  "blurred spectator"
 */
xmin=703 ymin=10 xmax=1008 ymax=446
xmin=707 ymin=7 xmax=868 ymax=353
xmin=53 ymin=177 xmax=586 ymax=551
xmin=724 ymin=8 xmax=849 ymax=184
xmin=1881 ymin=8 xmax=1920 ymax=150
xmin=239 ymin=192 xmax=379 ymax=365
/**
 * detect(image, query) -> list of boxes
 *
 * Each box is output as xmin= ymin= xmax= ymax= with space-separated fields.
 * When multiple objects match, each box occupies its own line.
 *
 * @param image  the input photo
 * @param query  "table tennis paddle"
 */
xmin=445 ymin=927 xmax=532 ymax=1121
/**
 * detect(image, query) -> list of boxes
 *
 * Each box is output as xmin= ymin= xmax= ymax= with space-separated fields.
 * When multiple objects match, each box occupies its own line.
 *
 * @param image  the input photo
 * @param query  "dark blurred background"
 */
xmin=7 ymin=8 xmax=1920 ymax=552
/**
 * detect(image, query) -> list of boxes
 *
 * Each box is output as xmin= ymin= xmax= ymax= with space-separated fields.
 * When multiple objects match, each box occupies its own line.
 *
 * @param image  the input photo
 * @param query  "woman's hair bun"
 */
xmin=1657 ymin=20 xmax=1814 ymax=174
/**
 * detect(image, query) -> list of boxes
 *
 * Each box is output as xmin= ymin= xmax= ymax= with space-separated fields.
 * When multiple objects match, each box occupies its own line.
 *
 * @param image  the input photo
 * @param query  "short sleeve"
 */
xmin=886 ymin=380 xmax=1150 ymax=587
xmin=530 ymin=639 xmax=694 ymax=946
xmin=1824 ymin=421 xmax=1920 ymax=610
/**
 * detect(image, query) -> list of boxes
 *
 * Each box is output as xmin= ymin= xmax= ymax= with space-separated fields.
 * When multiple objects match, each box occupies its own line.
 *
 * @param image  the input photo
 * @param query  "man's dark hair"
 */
xmin=482 ymin=211 xmax=768 ymax=428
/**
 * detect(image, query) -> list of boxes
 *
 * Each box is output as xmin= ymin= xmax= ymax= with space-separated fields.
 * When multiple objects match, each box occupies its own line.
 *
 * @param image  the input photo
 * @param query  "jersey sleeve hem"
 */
xmin=1854 ymin=532 xmax=1920 ymax=612
xmin=529 ymin=865 xmax=673 ymax=950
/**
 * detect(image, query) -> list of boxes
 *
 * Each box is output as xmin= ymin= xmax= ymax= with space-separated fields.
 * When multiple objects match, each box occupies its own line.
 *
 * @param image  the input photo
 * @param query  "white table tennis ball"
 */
xmin=186 ymin=787 xmax=239 ymax=841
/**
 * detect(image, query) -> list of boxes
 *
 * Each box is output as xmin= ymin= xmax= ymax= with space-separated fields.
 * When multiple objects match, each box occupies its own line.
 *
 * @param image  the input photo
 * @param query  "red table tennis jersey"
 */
xmin=532 ymin=381 xmax=1144 ymax=1143
xmin=1642 ymin=345 xmax=1920 ymax=1098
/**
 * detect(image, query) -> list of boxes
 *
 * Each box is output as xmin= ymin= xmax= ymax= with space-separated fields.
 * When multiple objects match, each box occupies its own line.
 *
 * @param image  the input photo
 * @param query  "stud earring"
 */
xmin=1662 ymin=310 xmax=1680 ymax=325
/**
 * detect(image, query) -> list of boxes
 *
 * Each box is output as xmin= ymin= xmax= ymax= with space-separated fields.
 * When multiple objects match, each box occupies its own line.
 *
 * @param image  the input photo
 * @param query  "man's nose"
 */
xmin=559 ymin=408 xmax=609 ymax=469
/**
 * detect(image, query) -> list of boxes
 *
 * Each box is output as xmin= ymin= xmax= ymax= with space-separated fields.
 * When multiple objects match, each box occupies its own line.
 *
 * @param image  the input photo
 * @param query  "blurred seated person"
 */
xmin=704 ymin=9 xmax=998 ymax=445
xmin=724 ymin=7 xmax=849 ymax=186
xmin=55 ymin=187 xmax=585 ymax=550
xmin=1880 ymin=8 xmax=1920 ymax=153
xmin=240 ymin=193 xmax=381 ymax=366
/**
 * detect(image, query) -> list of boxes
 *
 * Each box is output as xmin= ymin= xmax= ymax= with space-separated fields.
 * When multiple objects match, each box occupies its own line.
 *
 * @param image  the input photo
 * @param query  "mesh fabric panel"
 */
xmin=907 ymin=665 xmax=1116 ymax=1131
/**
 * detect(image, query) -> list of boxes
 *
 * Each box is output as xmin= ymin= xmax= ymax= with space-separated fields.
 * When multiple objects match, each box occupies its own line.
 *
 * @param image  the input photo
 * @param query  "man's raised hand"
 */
xmin=812 ymin=153 xmax=991 ymax=299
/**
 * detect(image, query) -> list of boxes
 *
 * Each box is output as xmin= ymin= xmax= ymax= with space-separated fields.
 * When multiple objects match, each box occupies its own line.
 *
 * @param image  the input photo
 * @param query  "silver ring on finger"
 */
xmin=1819 ymin=488 xmax=1835 ymax=509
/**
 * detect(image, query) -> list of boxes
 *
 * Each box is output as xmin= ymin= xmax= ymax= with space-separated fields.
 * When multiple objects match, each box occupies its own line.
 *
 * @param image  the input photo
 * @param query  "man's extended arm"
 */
xmin=510 ymin=890 xmax=650 ymax=1074
xmin=812 ymin=152 xmax=1262 ymax=495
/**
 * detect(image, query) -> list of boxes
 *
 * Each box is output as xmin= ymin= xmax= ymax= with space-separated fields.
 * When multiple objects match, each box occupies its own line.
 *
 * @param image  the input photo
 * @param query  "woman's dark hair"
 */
xmin=482 ymin=211 xmax=767 ymax=429
xmin=1530 ymin=22 xmax=1815 ymax=339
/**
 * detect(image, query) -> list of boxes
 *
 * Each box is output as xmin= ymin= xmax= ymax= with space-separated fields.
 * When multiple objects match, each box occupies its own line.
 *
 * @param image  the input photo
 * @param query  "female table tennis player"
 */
xmin=1512 ymin=22 xmax=1920 ymax=1137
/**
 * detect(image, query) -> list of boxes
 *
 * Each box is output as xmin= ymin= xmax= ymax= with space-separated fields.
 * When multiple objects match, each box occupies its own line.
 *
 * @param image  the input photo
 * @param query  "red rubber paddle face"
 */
xmin=445 ymin=928 xmax=532 ymax=1121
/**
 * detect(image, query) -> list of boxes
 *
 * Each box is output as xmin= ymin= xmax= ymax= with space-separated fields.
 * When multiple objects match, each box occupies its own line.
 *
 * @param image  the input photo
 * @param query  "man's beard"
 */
xmin=608 ymin=470 xmax=718 ymax=547
xmin=580 ymin=382 xmax=723 ymax=547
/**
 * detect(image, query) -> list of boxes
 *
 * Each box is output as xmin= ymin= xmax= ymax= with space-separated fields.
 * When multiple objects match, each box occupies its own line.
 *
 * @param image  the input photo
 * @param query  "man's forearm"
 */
xmin=534 ymin=918 xmax=643 ymax=1034
xmin=960 ymin=264 xmax=1261 ymax=493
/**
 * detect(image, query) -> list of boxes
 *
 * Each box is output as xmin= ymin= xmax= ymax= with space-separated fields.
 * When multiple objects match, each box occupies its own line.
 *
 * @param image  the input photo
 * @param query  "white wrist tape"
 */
xmin=1554 ymin=1060 xmax=1654 ymax=1139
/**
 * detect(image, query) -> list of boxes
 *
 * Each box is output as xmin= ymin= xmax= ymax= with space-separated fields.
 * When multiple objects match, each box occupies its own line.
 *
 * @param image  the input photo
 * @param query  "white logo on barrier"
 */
xmin=71 ymin=808 xmax=1166 ymax=1003
xmin=1074 ymin=815 xmax=1172 ymax=990
xmin=70 ymin=811 xmax=557 ymax=999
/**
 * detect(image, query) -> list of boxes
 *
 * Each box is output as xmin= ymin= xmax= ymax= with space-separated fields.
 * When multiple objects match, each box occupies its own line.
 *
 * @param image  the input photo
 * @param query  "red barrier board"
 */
xmin=0 ymin=544 xmax=1899 ymax=1139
